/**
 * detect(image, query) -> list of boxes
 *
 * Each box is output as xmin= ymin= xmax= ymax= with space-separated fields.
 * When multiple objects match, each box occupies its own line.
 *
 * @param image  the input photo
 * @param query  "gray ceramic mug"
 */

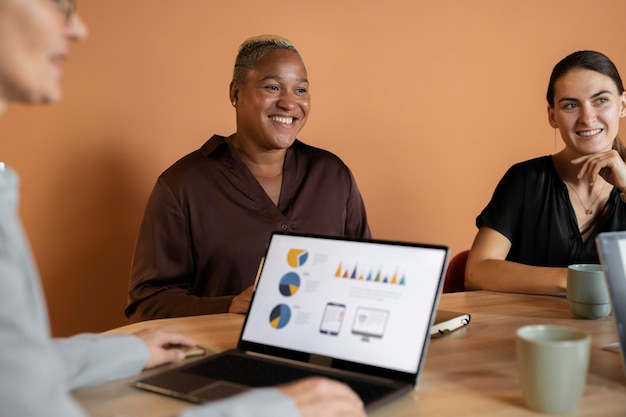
xmin=516 ymin=325 xmax=591 ymax=414
xmin=567 ymin=264 xmax=611 ymax=320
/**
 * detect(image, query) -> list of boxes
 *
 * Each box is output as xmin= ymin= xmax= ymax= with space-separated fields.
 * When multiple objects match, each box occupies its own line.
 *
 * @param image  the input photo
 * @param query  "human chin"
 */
xmin=31 ymin=78 xmax=62 ymax=104
xmin=272 ymin=131 xmax=298 ymax=149
xmin=22 ymin=88 xmax=60 ymax=105
xmin=572 ymin=135 xmax=611 ymax=154
xmin=12 ymin=73 xmax=62 ymax=104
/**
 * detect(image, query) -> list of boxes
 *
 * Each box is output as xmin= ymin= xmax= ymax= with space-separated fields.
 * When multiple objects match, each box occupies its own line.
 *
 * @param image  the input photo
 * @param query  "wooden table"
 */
xmin=73 ymin=291 xmax=626 ymax=416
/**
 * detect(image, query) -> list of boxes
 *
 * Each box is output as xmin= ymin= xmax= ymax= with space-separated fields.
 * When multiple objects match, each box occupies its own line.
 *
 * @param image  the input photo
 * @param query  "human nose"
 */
xmin=66 ymin=13 xmax=88 ymax=41
xmin=578 ymin=103 xmax=597 ymax=126
xmin=276 ymin=91 xmax=300 ymax=111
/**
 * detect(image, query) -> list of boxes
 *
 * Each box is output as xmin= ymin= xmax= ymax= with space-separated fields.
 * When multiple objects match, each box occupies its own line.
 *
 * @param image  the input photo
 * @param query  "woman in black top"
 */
xmin=466 ymin=50 xmax=626 ymax=294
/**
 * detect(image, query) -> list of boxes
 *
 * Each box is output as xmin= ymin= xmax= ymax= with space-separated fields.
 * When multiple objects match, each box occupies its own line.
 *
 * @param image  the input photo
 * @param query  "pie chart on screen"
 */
xmin=279 ymin=272 xmax=301 ymax=296
xmin=269 ymin=304 xmax=291 ymax=329
xmin=287 ymin=249 xmax=308 ymax=268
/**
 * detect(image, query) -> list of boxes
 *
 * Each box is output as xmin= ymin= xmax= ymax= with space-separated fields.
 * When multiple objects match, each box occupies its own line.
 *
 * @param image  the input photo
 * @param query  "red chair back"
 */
xmin=443 ymin=250 xmax=469 ymax=293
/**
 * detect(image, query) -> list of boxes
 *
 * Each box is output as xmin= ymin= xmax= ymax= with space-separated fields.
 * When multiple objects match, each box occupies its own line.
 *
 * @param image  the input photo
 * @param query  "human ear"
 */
xmin=229 ymin=81 xmax=239 ymax=107
xmin=547 ymin=105 xmax=558 ymax=128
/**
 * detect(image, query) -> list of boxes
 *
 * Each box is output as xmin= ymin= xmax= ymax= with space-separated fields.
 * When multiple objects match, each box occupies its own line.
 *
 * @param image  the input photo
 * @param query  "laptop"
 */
xmin=135 ymin=232 xmax=449 ymax=410
xmin=596 ymin=231 xmax=626 ymax=374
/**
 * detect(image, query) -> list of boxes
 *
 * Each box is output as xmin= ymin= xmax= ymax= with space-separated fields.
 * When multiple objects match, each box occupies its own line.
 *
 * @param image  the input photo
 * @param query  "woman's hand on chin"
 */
xmin=571 ymin=149 xmax=626 ymax=190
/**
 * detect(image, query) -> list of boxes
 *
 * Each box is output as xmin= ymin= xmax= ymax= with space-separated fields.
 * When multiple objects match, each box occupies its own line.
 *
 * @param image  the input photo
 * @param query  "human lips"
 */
xmin=577 ymin=128 xmax=603 ymax=137
xmin=49 ymin=52 xmax=68 ymax=76
xmin=270 ymin=115 xmax=295 ymax=125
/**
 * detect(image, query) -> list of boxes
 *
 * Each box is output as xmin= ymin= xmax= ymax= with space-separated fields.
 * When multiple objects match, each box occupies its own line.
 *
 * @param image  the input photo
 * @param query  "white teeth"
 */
xmin=271 ymin=116 xmax=293 ymax=124
xmin=578 ymin=129 xmax=602 ymax=137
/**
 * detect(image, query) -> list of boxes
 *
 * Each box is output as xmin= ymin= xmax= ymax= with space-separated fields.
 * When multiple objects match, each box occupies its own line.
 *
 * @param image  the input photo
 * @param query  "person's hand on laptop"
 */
xmin=228 ymin=285 xmax=254 ymax=314
xmin=133 ymin=327 xmax=198 ymax=369
xmin=278 ymin=377 xmax=366 ymax=417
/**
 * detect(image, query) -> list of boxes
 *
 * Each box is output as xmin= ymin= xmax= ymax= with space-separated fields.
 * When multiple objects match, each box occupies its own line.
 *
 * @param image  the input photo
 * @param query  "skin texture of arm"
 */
xmin=278 ymin=377 xmax=366 ymax=417
xmin=133 ymin=327 xmax=197 ymax=369
xmin=228 ymin=285 xmax=254 ymax=314
xmin=179 ymin=378 xmax=365 ymax=417
xmin=465 ymin=226 xmax=567 ymax=294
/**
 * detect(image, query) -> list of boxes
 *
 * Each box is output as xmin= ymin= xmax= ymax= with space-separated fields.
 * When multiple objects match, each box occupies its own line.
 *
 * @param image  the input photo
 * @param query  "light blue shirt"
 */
xmin=0 ymin=166 xmax=299 ymax=417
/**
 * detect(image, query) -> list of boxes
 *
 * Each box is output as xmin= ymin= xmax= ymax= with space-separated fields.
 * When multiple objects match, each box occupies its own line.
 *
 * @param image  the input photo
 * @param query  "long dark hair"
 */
xmin=546 ymin=50 xmax=626 ymax=160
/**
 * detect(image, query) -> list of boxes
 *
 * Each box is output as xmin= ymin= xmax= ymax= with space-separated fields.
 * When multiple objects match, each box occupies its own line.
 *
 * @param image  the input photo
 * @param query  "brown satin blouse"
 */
xmin=125 ymin=135 xmax=371 ymax=321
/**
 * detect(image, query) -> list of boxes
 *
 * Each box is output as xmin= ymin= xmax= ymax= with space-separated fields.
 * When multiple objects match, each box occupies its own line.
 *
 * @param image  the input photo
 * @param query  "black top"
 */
xmin=477 ymin=155 xmax=626 ymax=267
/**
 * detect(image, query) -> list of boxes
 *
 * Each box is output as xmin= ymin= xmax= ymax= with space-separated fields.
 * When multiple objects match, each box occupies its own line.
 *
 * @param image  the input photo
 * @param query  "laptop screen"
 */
xmin=240 ymin=233 xmax=448 ymax=374
xmin=597 ymin=231 xmax=626 ymax=375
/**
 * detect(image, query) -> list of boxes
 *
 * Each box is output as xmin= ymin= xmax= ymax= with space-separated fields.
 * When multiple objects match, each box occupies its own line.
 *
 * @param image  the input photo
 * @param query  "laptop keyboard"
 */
xmin=182 ymin=353 xmax=399 ymax=405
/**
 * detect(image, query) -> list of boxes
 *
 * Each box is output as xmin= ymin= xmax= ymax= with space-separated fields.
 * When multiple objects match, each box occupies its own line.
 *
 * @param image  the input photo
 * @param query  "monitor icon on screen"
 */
xmin=351 ymin=307 xmax=389 ymax=339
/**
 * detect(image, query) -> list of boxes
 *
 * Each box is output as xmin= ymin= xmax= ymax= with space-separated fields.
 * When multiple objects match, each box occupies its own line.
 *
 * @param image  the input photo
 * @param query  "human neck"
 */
xmin=227 ymin=134 xmax=286 ymax=177
xmin=552 ymin=150 xmax=604 ymax=185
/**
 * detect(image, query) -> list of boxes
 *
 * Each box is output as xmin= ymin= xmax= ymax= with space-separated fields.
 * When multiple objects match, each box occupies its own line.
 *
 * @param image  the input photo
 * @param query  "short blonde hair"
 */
xmin=232 ymin=35 xmax=302 ymax=83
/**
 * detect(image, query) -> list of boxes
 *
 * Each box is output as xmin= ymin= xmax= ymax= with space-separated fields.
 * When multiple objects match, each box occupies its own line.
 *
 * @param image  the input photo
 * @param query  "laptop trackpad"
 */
xmin=190 ymin=381 xmax=249 ymax=401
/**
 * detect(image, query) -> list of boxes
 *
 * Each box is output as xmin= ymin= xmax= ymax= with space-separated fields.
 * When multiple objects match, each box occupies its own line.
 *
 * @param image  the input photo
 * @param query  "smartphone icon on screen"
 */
xmin=320 ymin=302 xmax=346 ymax=336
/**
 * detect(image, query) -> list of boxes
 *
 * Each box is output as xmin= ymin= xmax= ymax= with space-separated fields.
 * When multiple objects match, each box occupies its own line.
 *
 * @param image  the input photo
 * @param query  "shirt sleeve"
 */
xmin=178 ymin=388 xmax=301 ymax=417
xmin=344 ymin=168 xmax=372 ymax=239
xmin=0 ymin=209 xmax=87 ymax=417
xmin=476 ymin=163 xmax=527 ymax=242
xmin=52 ymin=334 xmax=148 ymax=390
xmin=126 ymin=178 xmax=234 ymax=321
xmin=0 ymin=288 xmax=88 ymax=417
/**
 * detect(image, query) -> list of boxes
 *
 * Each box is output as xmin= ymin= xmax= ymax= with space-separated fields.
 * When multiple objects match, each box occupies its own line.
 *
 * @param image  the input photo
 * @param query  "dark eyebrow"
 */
xmin=557 ymin=90 xmax=612 ymax=104
xmin=591 ymin=90 xmax=612 ymax=98
xmin=261 ymin=75 xmax=309 ymax=84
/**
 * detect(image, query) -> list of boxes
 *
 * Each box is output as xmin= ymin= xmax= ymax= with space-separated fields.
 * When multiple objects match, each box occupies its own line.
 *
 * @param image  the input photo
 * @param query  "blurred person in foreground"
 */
xmin=0 ymin=1 xmax=365 ymax=416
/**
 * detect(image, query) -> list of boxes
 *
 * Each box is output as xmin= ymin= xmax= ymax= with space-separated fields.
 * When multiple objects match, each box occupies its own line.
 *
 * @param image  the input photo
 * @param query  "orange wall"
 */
xmin=1 ymin=1 xmax=625 ymax=336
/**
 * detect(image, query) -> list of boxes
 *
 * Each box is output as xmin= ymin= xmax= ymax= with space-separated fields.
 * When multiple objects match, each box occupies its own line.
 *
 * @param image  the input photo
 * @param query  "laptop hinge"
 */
xmin=244 ymin=350 xmax=398 ymax=385
xmin=309 ymin=354 xmax=332 ymax=367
